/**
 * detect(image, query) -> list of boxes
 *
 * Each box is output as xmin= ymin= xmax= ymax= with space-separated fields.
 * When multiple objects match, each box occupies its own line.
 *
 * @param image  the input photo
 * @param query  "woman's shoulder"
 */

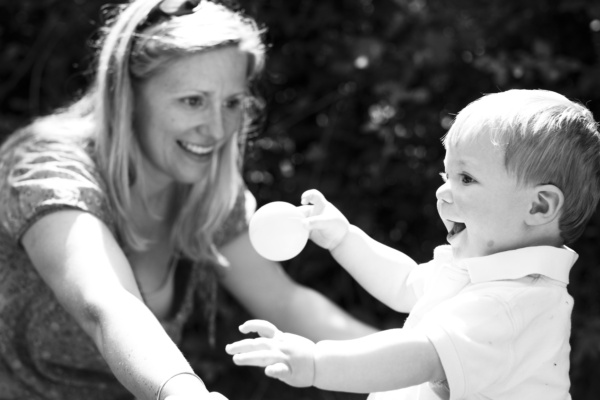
xmin=213 ymin=187 xmax=256 ymax=247
xmin=0 ymin=116 xmax=114 ymax=242
xmin=0 ymin=113 xmax=97 ymax=176
xmin=3 ymin=111 xmax=95 ymax=152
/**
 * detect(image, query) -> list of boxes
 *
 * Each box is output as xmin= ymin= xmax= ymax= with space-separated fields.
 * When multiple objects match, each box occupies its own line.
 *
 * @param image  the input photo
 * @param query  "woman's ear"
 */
xmin=526 ymin=184 xmax=564 ymax=226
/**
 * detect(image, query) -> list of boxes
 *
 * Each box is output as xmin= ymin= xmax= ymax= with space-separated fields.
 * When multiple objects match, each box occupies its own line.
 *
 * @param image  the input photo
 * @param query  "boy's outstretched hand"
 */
xmin=225 ymin=320 xmax=316 ymax=388
xmin=300 ymin=189 xmax=350 ymax=251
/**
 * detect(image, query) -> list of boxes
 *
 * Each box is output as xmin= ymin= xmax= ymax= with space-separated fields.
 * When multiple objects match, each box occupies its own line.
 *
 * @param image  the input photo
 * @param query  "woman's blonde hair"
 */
xmin=33 ymin=0 xmax=265 ymax=262
xmin=443 ymin=89 xmax=600 ymax=244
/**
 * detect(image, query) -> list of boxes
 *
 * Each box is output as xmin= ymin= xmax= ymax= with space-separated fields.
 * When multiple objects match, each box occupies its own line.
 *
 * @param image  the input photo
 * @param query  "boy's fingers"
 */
xmin=300 ymin=189 xmax=317 ymax=205
xmin=265 ymin=362 xmax=291 ymax=379
xmin=303 ymin=215 xmax=324 ymax=228
xmin=225 ymin=338 xmax=274 ymax=354
xmin=231 ymin=350 xmax=284 ymax=367
xmin=300 ymin=189 xmax=326 ymax=209
xmin=238 ymin=319 xmax=279 ymax=338
xmin=304 ymin=215 xmax=338 ymax=232
xmin=297 ymin=205 xmax=313 ymax=218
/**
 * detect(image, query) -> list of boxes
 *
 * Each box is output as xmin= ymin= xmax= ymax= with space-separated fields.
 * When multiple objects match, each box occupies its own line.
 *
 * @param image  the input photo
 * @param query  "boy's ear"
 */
xmin=526 ymin=184 xmax=564 ymax=226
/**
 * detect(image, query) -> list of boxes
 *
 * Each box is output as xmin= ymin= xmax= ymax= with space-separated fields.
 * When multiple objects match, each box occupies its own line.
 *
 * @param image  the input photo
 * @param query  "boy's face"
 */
xmin=436 ymin=133 xmax=533 ymax=260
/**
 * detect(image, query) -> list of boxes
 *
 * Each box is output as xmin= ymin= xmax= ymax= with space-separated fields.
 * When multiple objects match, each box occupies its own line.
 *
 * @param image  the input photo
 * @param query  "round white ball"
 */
xmin=249 ymin=201 xmax=309 ymax=261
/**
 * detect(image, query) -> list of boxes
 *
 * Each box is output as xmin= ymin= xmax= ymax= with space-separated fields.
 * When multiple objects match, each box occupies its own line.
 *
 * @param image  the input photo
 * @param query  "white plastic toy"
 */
xmin=249 ymin=201 xmax=309 ymax=261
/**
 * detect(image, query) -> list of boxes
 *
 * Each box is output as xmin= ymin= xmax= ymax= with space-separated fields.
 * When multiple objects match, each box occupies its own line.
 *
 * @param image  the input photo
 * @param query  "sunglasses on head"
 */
xmin=137 ymin=0 xmax=201 ymax=32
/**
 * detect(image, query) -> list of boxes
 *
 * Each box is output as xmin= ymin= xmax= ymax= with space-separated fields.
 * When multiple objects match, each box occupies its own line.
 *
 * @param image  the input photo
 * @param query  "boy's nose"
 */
xmin=436 ymin=181 xmax=452 ymax=203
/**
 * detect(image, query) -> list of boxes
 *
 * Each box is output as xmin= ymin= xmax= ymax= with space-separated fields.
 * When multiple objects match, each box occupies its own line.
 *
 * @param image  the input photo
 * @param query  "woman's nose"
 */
xmin=207 ymin=103 xmax=226 ymax=141
xmin=206 ymin=102 xmax=241 ymax=141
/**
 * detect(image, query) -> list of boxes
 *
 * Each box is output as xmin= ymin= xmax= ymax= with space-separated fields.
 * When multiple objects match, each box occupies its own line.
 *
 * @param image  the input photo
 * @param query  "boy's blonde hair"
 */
xmin=443 ymin=89 xmax=600 ymax=244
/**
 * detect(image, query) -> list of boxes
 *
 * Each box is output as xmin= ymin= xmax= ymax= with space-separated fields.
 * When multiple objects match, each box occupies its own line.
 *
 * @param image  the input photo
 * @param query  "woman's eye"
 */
xmin=183 ymin=95 xmax=206 ymax=108
xmin=223 ymin=96 xmax=245 ymax=111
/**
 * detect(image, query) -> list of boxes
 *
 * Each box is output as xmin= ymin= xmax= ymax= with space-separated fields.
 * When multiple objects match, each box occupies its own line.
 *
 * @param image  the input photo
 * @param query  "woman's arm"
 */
xmin=22 ymin=210 xmax=211 ymax=400
xmin=218 ymin=231 xmax=377 ymax=341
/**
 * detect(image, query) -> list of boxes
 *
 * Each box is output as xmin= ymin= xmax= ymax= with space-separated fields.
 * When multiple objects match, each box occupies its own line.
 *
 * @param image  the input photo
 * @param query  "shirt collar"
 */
xmin=458 ymin=246 xmax=578 ymax=284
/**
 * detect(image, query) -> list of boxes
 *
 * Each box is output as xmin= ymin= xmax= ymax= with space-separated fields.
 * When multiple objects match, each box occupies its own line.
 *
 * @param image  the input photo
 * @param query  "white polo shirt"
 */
xmin=369 ymin=245 xmax=577 ymax=400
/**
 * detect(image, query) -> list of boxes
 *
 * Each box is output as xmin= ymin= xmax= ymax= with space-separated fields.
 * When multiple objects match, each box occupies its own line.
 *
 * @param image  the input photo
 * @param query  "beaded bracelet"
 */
xmin=156 ymin=371 xmax=202 ymax=400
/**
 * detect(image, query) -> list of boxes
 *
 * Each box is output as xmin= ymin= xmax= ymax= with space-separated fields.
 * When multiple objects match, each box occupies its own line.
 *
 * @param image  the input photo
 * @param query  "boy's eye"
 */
xmin=440 ymin=172 xmax=476 ymax=184
xmin=460 ymin=174 xmax=475 ymax=184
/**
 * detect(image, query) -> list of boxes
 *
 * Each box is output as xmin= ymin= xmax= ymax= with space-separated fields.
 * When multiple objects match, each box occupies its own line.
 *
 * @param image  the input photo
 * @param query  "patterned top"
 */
xmin=0 ymin=128 xmax=251 ymax=399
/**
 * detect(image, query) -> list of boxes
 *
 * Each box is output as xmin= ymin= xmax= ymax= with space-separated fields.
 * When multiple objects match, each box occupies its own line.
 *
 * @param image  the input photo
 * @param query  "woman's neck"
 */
xmin=130 ymin=178 xmax=178 ymax=239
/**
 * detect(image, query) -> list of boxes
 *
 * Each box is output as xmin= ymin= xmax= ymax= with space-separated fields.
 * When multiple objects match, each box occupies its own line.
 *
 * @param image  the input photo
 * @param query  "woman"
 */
xmin=0 ymin=1 xmax=374 ymax=399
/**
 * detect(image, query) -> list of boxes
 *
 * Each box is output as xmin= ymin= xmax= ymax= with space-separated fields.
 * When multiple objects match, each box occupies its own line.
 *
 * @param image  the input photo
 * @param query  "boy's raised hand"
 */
xmin=225 ymin=320 xmax=316 ymax=388
xmin=300 ymin=189 xmax=350 ymax=250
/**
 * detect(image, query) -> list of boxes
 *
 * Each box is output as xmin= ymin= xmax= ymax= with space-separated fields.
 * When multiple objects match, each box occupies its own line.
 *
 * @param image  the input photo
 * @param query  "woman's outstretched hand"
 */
xmin=225 ymin=320 xmax=316 ymax=388
xmin=300 ymin=189 xmax=350 ymax=251
xmin=164 ymin=392 xmax=227 ymax=400
xmin=165 ymin=392 xmax=228 ymax=400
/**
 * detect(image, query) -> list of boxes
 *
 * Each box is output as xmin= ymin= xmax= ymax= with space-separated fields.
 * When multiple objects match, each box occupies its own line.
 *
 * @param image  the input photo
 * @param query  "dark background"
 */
xmin=1 ymin=0 xmax=599 ymax=399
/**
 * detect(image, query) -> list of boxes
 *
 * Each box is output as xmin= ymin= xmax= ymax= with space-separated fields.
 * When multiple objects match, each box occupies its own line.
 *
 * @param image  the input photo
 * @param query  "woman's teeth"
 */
xmin=178 ymin=140 xmax=214 ymax=156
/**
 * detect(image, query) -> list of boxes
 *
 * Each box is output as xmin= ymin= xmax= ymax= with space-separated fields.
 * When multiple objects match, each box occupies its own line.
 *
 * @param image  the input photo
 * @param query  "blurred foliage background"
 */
xmin=1 ymin=0 xmax=600 ymax=399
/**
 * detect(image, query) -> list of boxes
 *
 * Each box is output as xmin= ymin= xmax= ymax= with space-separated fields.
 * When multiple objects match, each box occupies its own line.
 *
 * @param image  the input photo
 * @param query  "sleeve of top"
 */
xmin=0 ymin=138 xmax=113 ymax=243
xmin=213 ymin=186 xmax=256 ymax=248
xmin=403 ymin=245 xmax=453 ymax=310
xmin=415 ymin=293 xmax=515 ymax=399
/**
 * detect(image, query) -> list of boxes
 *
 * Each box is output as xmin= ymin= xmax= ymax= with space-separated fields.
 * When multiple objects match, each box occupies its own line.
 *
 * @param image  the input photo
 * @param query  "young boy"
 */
xmin=225 ymin=89 xmax=600 ymax=399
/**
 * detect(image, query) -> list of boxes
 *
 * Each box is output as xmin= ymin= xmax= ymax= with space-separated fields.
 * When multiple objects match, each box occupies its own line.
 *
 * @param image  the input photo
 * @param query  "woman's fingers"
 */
xmin=207 ymin=392 xmax=228 ymax=400
xmin=165 ymin=391 xmax=228 ymax=400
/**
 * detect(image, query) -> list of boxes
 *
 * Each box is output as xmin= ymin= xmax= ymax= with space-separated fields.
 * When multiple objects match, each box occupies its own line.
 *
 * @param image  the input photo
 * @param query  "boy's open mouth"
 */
xmin=447 ymin=221 xmax=466 ymax=241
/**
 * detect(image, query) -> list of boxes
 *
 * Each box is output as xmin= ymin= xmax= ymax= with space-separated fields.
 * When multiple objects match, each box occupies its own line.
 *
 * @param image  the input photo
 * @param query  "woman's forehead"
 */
xmin=143 ymin=48 xmax=249 ymax=93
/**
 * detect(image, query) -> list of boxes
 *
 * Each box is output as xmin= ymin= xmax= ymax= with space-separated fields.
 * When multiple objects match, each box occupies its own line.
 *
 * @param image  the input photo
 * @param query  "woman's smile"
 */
xmin=176 ymin=139 xmax=217 ymax=158
xmin=134 ymin=46 xmax=249 ymax=187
